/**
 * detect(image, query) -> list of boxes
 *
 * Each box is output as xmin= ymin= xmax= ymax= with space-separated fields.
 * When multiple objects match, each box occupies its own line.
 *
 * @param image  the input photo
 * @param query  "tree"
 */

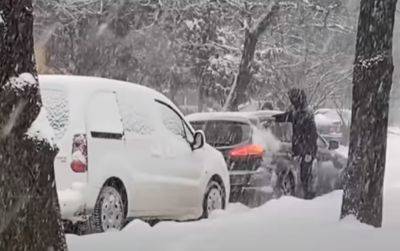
xmin=222 ymin=0 xmax=356 ymax=111
xmin=34 ymin=0 xmax=357 ymax=112
xmin=251 ymin=0 xmax=356 ymax=111
xmin=224 ymin=2 xmax=279 ymax=111
xmin=0 ymin=1 xmax=67 ymax=250
xmin=341 ymin=0 xmax=398 ymax=227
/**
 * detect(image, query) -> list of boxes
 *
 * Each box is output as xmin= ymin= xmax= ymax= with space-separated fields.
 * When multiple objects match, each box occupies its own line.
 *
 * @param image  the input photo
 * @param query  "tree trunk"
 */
xmin=0 ymin=1 xmax=67 ymax=250
xmin=227 ymin=31 xmax=258 ymax=111
xmin=198 ymin=82 xmax=205 ymax=112
xmin=341 ymin=0 xmax=398 ymax=228
xmin=169 ymin=71 xmax=179 ymax=104
xmin=225 ymin=4 xmax=279 ymax=111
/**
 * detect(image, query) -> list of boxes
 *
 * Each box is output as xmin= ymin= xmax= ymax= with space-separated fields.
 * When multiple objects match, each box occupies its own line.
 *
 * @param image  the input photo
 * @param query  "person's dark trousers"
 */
xmin=299 ymin=155 xmax=315 ymax=200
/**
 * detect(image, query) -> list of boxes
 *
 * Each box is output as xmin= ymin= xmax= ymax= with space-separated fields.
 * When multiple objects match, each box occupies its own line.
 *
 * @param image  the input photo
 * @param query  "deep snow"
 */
xmin=68 ymin=131 xmax=400 ymax=251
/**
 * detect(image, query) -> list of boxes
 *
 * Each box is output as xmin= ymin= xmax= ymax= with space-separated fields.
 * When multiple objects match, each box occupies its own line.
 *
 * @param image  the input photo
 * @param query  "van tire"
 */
xmin=202 ymin=180 xmax=225 ymax=218
xmin=92 ymin=186 xmax=127 ymax=233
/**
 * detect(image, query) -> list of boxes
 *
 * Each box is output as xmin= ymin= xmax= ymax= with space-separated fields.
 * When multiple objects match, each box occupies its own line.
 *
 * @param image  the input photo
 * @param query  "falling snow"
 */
xmin=1 ymin=0 xmax=400 ymax=250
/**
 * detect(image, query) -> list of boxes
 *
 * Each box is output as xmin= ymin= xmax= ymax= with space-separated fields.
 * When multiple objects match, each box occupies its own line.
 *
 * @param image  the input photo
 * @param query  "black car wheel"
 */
xmin=278 ymin=171 xmax=296 ymax=196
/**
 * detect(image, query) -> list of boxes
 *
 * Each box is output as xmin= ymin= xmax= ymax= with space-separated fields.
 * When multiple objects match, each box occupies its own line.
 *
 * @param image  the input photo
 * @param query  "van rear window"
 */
xmin=41 ymin=89 xmax=70 ymax=140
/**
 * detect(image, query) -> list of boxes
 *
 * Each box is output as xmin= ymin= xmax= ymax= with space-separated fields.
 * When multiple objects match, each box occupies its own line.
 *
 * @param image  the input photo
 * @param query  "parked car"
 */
xmin=315 ymin=108 xmax=351 ymax=145
xmin=187 ymin=111 xmax=347 ymax=207
xmin=38 ymin=75 xmax=229 ymax=233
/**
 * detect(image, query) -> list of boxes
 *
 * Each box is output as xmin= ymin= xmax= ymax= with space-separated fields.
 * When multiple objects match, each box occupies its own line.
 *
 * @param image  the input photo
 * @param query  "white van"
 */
xmin=38 ymin=75 xmax=229 ymax=232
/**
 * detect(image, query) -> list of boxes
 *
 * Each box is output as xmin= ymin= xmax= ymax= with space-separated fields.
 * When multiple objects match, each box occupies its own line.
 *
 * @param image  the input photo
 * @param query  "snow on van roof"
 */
xmin=38 ymin=75 xmax=163 ymax=99
xmin=37 ymin=75 xmax=185 ymax=132
xmin=186 ymin=110 xmax=282 ymax=122
xmin=38 ymin=74 xmax=182 ymax=112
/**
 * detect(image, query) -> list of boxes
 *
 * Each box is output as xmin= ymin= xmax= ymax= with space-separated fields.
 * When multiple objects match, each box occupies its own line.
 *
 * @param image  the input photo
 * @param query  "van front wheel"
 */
xmin=92 ymin=186 xmax=126 ymax=232
xmin=202 ymin=180 xmax=225 ymax=218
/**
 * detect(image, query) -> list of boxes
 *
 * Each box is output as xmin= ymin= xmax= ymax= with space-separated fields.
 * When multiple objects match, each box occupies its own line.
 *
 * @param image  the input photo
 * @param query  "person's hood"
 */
xmin=288 ymin=88 xmax=308 ymax=110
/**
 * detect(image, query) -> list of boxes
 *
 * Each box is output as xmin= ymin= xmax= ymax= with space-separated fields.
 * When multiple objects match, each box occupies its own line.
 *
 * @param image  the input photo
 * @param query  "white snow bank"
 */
xmin=68 ymin=192 xmax=400 ymax=251
xmin=68 ymin=134 xmax=400 ymax=251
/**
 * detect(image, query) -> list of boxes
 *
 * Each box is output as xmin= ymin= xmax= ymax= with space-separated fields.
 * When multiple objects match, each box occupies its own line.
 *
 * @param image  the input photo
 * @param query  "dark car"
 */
xmin=187 ymin=111 xmax=347 ymax=207
xmin=315 ymin=108 xmax=351 ymax=145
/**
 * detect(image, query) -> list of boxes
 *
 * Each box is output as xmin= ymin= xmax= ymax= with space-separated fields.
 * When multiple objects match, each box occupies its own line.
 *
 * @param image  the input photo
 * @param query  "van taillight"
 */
xmin=71 ymin=134 xmax=88 ymax=173
xmin=229 ymin=144 xmax=265 ymax=159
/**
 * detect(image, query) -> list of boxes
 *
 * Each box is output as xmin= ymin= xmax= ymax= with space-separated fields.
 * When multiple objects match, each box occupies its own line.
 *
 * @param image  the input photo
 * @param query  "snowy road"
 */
xmin=68 ymin=132 xmax=400 ymax=251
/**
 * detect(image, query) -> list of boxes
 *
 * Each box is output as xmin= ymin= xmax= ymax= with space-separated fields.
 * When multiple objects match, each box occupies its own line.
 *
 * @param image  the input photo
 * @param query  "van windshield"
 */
xmin=41 ymin=89 xmax=70 ymax=140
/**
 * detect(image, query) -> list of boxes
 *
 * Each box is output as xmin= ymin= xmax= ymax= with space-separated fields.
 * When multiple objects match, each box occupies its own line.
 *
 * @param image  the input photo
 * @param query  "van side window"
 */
xmin=117 ymin=92 xmax=155 ymax=136
xmin=41 ymin=89 xmax=69 ymax=140
xmin=156 ymin=102 xmax=185 ymax=138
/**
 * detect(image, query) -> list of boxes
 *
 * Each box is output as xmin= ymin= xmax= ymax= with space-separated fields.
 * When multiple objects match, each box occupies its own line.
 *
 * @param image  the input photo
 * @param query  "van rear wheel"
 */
xmin=92 ymin=186 xmax=126 ymax=232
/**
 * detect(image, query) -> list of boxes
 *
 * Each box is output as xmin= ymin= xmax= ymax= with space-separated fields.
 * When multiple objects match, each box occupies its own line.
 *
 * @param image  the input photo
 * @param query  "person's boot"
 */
xmin=303 ymin=181 xmax=315 ymax=200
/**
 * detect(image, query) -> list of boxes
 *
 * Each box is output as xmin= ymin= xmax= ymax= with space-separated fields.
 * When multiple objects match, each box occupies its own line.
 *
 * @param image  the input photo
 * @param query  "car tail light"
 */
xmin=71 ymin=134 xmax=88 ymax=173
xmin=229 ymin=144 xmax=265 ymax=159
xmin=330 ymin=124 xmax=341 ymax=133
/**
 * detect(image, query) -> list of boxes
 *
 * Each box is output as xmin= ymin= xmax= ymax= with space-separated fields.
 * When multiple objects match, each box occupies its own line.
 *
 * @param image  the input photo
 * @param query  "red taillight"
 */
xmin=330 ymin=125 xmax=341 ymax=133
xmin=229 ymin=144 xmax=265 ymax=159
xmin=71 ymin=160 xmax=86 ymax=173
xmin=71 ymin=134 xmax=87 ymax=173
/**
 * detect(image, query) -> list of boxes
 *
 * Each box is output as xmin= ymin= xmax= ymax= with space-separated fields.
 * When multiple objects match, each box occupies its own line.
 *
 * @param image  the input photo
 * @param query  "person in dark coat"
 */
xmin=273 ymin=88 xmax=318 ymax=199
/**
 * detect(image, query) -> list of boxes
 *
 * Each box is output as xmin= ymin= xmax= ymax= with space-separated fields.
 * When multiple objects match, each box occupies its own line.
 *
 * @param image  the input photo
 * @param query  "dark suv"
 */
xmin=187 ymin=111 xmax=347 ymax=207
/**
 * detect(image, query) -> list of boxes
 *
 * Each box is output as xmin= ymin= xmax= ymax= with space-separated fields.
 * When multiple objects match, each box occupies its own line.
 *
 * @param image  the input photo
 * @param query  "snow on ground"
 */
xmin=68 ymin=130 xmax=400 ymax=251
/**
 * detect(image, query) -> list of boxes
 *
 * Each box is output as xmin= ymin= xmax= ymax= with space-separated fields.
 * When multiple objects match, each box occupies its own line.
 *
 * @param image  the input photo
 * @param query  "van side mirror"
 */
xmin=328 ymin=140 xmax=339 ymax=150
xmin=192 ymin=130 xmax=205 ymax=150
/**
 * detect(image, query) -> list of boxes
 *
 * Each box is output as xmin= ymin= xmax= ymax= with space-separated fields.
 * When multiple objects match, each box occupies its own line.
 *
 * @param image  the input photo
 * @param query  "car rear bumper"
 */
xmin=57 ymin=182 xmax=96 ymax=222
xmin=229 ymin=168 xmax=277 ymax=204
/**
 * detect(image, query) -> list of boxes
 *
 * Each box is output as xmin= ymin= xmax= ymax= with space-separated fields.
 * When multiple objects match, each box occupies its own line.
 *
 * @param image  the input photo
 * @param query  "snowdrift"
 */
xmin=68 ymin=132 xmax=400 ymax=251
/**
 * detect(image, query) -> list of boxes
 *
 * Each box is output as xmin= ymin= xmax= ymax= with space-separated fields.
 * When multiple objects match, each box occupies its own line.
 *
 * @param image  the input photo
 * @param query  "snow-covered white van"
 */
xmin=38 ymin=75 xmax=229 ymax=232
